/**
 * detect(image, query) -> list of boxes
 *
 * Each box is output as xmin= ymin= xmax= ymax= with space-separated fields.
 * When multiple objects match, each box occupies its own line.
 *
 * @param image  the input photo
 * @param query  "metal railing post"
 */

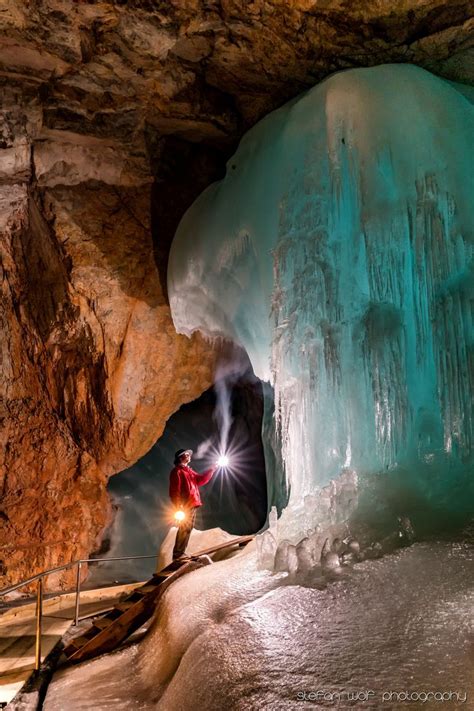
xmin=74 ymin=561 xmax=82 ymax=626
xmin=34 ymin=577 xmax=43 ymax=671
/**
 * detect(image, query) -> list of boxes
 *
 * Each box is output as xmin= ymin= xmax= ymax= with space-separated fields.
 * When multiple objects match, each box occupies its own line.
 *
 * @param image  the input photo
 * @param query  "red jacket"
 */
xmin=169 ymin=463 xmax=216 ymax=509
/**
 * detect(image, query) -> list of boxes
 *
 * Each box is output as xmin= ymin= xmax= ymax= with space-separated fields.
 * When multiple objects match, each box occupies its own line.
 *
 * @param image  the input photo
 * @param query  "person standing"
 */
xmin=169 ymin=449 xmax=217 ymax=560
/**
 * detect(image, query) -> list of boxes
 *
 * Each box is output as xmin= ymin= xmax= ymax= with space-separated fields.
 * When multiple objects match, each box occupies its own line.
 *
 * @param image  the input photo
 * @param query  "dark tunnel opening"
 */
xmin=86 ymin=357 xmax=268 ymax=587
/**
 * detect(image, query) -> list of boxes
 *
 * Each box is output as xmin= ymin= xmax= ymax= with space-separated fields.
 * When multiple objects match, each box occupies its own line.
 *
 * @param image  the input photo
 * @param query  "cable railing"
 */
xmin=0 ymin=554 xmax=158 ymax=670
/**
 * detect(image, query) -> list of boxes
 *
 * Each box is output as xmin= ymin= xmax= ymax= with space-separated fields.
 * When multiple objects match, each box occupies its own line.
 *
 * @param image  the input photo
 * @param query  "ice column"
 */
xmin=168 ymin=65 xmax=473 ymax=540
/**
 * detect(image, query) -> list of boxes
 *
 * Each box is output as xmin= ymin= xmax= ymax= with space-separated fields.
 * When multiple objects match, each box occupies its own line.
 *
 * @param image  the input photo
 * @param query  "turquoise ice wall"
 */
xmin=168 ymin=65 xmax=473 ymax=532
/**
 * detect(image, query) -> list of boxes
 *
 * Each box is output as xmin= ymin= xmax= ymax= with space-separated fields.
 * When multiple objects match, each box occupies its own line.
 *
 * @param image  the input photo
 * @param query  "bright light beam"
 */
xmin=217 ymin=454 xmax=229 ymax=467
xmin=174 ymin=510 xmax=186 ymax=523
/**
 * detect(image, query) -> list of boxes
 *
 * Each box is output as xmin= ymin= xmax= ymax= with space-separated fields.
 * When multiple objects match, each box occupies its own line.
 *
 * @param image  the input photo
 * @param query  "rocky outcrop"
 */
xmin=0 ymin=1 xmax=473 ymax=586
xmin=0 ymin=94 xmax=224 ymax=586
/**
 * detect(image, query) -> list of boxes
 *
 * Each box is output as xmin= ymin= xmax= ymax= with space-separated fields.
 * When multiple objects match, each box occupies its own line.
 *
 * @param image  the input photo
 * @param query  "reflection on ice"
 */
xmin=44 ymin=539 xmax=473 ymax=710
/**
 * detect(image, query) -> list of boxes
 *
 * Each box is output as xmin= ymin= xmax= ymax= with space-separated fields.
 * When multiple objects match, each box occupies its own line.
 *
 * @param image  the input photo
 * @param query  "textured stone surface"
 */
xmin=0 ymin=94 xmax=223 ymax=587
xmin=0 ymin=0 xmax=473 ymax=145
xmin=0 ymin=0 xmax=473 ymax=585
xmin=0 ymin=178 xmax=224 ymax=586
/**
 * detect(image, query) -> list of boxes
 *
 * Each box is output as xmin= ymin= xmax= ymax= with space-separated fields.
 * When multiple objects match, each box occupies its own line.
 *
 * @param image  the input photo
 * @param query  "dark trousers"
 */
xmin=172 ymin=507 xmax=197 ymax=559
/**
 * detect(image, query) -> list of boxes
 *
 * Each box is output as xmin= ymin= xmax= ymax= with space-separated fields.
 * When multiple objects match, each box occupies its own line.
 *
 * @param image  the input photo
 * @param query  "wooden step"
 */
xmin=64 ymin=537 xmax=254 ymax=664
xmin=114 ymin=602 xmax=135 ymax=613
xmin=138 ymin=585 xmax=160 ymax=594
xmin=68 ymin=635 xmax=91 ymax=649
xmin=92 ymin=617 xmax=114 ymax=630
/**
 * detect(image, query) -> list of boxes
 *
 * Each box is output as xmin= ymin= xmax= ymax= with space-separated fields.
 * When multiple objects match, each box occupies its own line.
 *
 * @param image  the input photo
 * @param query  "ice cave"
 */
xmin=1 ymin=3 xmax=473 ymax=710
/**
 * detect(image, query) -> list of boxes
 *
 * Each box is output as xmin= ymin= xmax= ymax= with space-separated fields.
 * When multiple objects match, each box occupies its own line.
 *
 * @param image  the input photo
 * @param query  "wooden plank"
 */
xmin=138 ymin=585 xmax=160 ymax=594
xmin=92 ymin=618 xmax=114 ymax=630
xmin=114 ymin=602 xmax=134 ymax=612
xmin=68 ymin=636 xmax=91 ymax=649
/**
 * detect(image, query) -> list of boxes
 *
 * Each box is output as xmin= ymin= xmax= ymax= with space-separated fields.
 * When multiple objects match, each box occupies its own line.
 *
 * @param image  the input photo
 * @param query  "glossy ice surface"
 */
xmin=44 ymin=540 xmax=473 ymax=710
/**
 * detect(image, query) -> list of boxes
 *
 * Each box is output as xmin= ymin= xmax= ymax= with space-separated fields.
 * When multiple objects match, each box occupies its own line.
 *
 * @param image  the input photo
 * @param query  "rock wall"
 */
xmin=0 ymin=94 xmax=223 ymax=587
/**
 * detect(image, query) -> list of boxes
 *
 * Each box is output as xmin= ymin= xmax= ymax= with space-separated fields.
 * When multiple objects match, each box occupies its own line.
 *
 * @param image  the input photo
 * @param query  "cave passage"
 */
xmin=87 ymin=357 xmax=267 ymax=587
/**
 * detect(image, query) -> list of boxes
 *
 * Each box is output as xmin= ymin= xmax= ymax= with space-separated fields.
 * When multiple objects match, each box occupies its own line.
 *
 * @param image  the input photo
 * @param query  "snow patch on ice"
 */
xmin=156 ymin=526 xmax=239 ymax=571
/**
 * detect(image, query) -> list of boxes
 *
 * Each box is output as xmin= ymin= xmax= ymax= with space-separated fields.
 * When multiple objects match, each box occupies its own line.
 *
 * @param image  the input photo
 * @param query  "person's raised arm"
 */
xmin=193 ymin=465 xmax=217 ymax=487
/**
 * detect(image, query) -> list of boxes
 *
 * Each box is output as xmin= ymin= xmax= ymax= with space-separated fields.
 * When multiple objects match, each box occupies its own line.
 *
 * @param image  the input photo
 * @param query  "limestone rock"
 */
xmin=0 ymin=96 xmax=223 ymax=586
xmin=0 ymin=178 xmax=224 ymax=586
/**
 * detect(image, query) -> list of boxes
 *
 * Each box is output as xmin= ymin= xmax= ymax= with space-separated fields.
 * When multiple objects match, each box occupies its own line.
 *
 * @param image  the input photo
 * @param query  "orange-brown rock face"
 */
xmin=0 ymin=101 xmax=223 ymax=587
xmin=1 ymin=1 xmax=473 ymax=138
xmin=1 ymin=180 xmax=224 ymax=586
xmin=0 ymin=0 xmax=473 ymax=586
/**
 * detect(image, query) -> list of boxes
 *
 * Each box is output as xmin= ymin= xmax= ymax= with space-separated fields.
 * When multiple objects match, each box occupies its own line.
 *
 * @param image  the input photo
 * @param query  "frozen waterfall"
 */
xmin=168 ymin=64 xmax=473 ymax=546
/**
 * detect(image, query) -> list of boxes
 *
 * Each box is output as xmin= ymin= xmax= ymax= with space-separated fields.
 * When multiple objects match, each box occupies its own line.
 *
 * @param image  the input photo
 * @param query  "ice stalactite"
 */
xmin=168 ymin=65 xmax=474 ymax=556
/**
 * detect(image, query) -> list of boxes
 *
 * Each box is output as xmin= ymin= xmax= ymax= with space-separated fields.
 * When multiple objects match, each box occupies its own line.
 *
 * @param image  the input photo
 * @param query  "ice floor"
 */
xmin=43 ymin=539 xmax=473 ymax=710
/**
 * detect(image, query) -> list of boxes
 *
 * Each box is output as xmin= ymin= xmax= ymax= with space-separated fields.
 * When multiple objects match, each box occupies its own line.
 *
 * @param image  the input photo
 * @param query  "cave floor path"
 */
xmin=0 ymin=583 xmax=142 ymax=705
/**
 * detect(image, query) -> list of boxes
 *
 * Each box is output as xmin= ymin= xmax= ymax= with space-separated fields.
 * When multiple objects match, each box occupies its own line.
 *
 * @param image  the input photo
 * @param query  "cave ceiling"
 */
xmin=1 ymin=0 xmax=473 ymax=155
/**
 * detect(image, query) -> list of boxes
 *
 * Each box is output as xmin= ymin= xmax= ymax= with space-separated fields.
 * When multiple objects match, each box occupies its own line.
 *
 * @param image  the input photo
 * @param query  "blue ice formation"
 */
xmin=168 ymin=65 xmax=473 ymax=536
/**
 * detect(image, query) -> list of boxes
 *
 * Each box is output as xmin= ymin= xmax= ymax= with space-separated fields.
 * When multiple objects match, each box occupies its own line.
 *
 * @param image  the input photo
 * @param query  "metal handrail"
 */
xmin=0 ymin=553 xmax=158 ymax=670
xmin=0 ymin=554 xmax=158 ymax=596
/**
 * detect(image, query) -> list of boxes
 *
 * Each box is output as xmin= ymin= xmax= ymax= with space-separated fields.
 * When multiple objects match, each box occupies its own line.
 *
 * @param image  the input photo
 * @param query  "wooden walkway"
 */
xmin=0 ymin=583 xmax=142 ymax=705
xmin=64 ymin=535 xmax=254 ymax=664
